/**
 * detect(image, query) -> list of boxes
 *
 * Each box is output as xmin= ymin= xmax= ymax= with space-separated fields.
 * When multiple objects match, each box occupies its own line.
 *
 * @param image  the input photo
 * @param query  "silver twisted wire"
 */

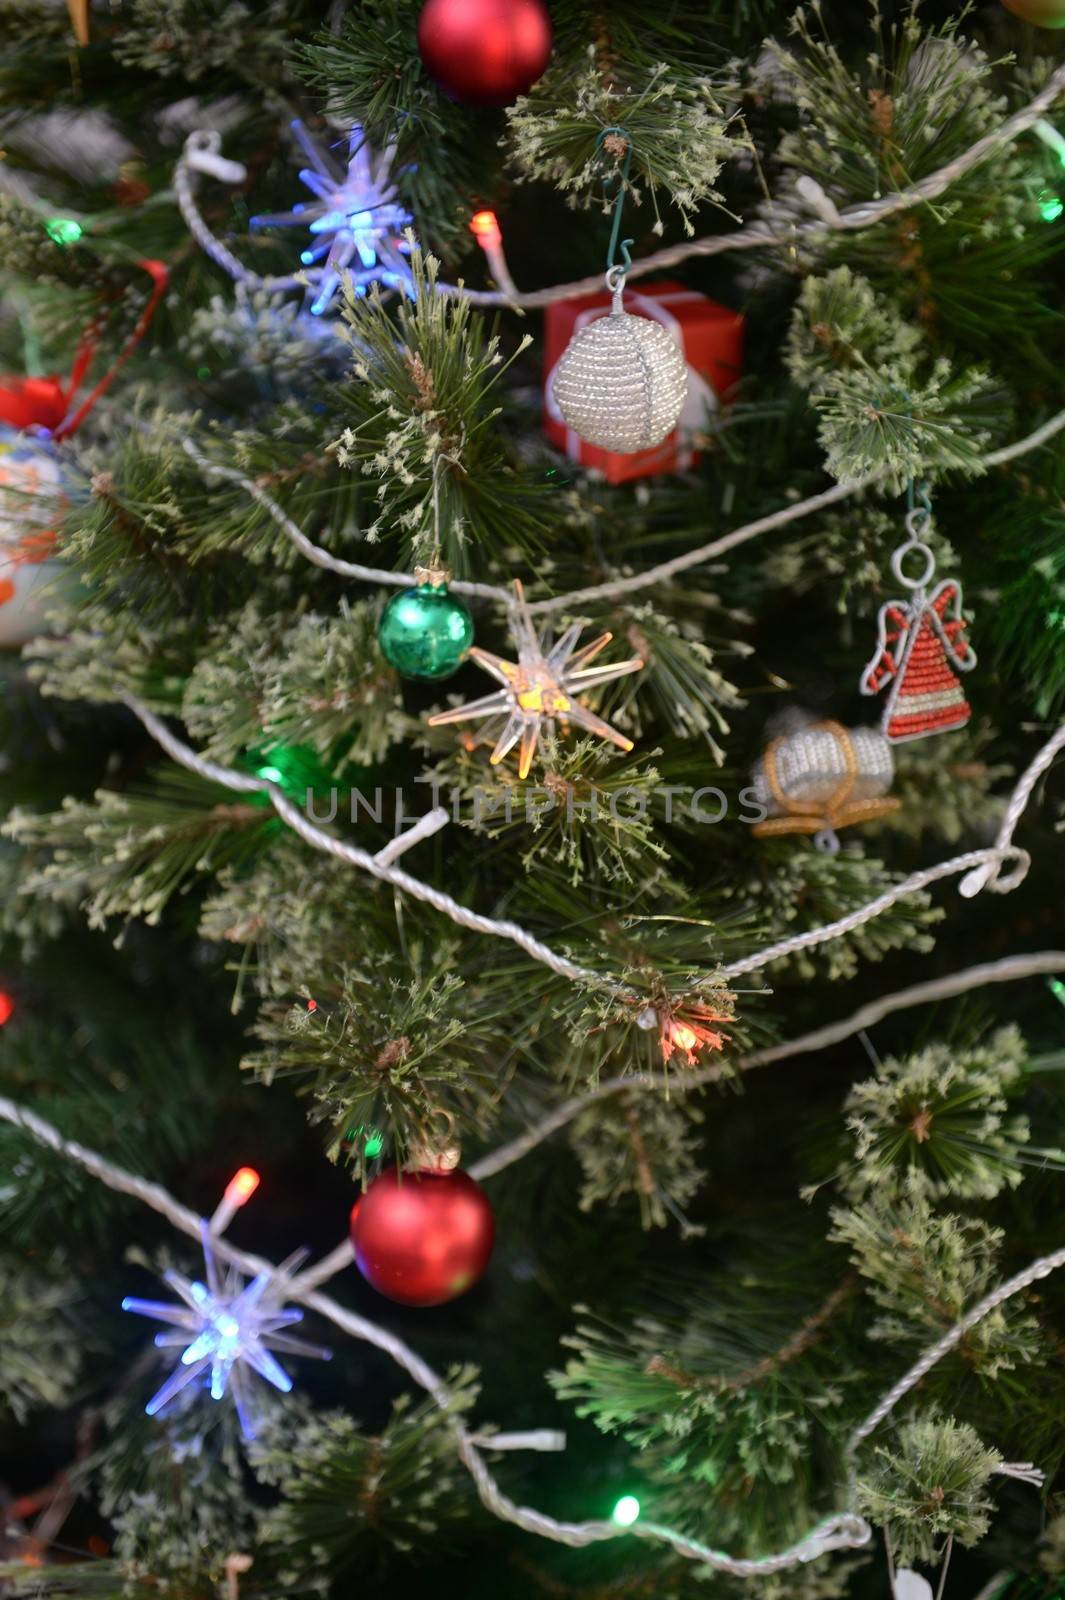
xmin=120 ymin=694 xmax=1061 ymax=1011
xmin=0 ymin=1093 xmax=872 ymax=1575
xmin=4 ymin=1091 xmax=1061 ymax=1575
xmin=171 ymin=67 xmax=1065 ymax=312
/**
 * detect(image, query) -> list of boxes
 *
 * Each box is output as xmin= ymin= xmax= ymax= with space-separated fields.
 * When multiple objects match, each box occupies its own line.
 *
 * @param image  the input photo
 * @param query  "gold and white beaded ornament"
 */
xmin=551 ymin=265 xmax=689 ymax=454
xmin=750 ymin=714 xmax=900 ymax=852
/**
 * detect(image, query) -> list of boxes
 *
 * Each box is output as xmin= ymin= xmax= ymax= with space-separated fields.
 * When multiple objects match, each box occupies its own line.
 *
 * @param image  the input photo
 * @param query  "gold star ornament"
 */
xmin=428 ymin=580 xmax=644 ymax=779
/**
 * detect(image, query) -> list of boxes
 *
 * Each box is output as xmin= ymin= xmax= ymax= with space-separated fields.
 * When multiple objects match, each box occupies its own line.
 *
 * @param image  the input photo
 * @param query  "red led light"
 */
xmin=470 ymin=210 xmax=502 ymax=249
xmin=0 ymin=991 xmax=14 ymax=1026
xmin=225 ymin=1166 xmax=260 ymax=1206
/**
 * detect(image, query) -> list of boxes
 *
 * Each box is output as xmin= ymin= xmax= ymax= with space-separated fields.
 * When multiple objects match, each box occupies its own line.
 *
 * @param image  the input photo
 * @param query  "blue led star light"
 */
xmin=251 ymin=119 xmax=414 ymax=316
xmin=122 ymin=1167 xmax=330 ymax=1438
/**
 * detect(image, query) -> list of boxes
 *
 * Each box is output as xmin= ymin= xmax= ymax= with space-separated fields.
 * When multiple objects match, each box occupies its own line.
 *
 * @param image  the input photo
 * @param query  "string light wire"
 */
xmin=1 ymin=38 xmax=1057 ymax=1586
xmin=32 ymin=60 xmax=1065 ymax=1575
xmin=173 ymin=63 xmax=1065 ymax=311
xmin=177 ymin=408 xmax=1065 ymax=618
xmin=1 ymin=1092 xmax=1061 ymax=1578
xmin=120 ymin=692 xmax=1062 ymax=1008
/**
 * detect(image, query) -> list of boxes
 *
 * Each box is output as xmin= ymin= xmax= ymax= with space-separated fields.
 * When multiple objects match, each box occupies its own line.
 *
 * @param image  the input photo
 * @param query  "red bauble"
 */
xmin=0 ymin=376 xmax=70 ymax=434
xmin=417 ymin=0 xmax=552 ymax=107
xmin=350 ymin=1166 xmax=495 ymax=1307
xmin=1000 ymin=0 xmax=1065 ymax=22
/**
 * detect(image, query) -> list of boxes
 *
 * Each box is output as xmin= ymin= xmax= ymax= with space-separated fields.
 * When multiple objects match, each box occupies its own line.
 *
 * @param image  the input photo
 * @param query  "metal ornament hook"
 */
xmin=596 ymin=124 xmax=635 ymax=280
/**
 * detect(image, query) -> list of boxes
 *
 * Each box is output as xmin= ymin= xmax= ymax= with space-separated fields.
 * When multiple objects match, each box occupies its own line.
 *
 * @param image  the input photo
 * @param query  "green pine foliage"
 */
xmin=505 ymin=56 xmax=735 ymax=236
xmin=839 ymin=1027 xmax=1054 ymax=1202
xmin=251 ymin=1375 xmax=479 ymax=1576
xmin=244 ymin=945 xmax=503 ymax=1174
xmin=830 ymin=1194 xmax=1042 ymax=1374
xmin=333 ymin=246 xmax=546 ymax=571
xmin=855 ymin=1415 xmax=1003 ymax=1567
xmin=1 ymin=0 xmax=1065 ymax=1594
xmin=0 ymin=1257 xmax=81 ymax=1422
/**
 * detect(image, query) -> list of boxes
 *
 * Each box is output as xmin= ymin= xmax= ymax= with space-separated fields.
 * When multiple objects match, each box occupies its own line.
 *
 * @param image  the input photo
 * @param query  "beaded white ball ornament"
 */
xmin=551 ymin=268 xmax=689 ymax=455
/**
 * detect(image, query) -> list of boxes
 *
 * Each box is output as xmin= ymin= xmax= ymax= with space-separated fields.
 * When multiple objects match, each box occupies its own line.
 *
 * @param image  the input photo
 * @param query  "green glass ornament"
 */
xmin=378 ymin=566 xmax=474 ymax=681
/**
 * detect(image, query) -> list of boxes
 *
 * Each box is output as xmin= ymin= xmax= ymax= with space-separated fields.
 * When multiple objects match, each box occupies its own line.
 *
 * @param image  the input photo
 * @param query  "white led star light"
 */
xmin=250 ymin=119 xmax=413 ymax=317
xmin=122 ymin=1166 xmax=330 ymax=1438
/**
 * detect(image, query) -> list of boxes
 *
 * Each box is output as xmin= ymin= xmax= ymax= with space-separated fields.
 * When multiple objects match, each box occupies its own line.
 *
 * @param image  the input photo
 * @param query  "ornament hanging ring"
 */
xmin=408 ymin=1107 xmax=462 ymax=1173
xmin=605 ymin=258 xmax=630 ymax=297
xmin=891 ymin=538 xmax=937 ymax=591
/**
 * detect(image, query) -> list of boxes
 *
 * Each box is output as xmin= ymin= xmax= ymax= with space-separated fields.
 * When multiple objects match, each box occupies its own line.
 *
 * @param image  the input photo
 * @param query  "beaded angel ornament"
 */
xmin=860 ymin=494 xmax=976 ymax=743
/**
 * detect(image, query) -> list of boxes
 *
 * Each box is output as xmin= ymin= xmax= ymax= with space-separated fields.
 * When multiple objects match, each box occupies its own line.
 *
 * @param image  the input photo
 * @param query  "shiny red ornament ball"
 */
xmin=417 ymin=0 xmax=552 ymax=107
xmin=1000 ymin=0 xmax=1065 ymax=22
xmin=350 ymin=1167 xmax=495 ymax=1307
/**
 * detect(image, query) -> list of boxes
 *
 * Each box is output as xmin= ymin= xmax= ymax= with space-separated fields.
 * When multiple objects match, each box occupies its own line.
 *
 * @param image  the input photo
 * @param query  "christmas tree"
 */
xmin=3 ymin=2 xmax=1065 ymax=1596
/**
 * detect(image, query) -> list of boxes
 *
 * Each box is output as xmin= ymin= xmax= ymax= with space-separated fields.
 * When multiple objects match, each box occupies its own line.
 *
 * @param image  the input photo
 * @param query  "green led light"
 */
xmin=612 ymin=1495 xmax=640 ymax=1526
xmin=45 ymin=217 xmax=83 ymax=245
xmin=345 ymin=1124 xmax=385 ymax=1158
xmin=197 ymin=365 xmax=212 ymax=381
xmin=1039 ymin=192 xmax=1064 ymax=223
xmin=256 ymin=765 xmax=284 ymax=784
xmin=1048 ymin=978 xmax=1065 ymax=1008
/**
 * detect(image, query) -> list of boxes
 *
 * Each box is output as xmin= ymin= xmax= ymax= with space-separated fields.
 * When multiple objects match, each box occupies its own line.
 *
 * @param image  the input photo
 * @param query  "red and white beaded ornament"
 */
xmin=859 ymin=498 xmax=976 ymax=744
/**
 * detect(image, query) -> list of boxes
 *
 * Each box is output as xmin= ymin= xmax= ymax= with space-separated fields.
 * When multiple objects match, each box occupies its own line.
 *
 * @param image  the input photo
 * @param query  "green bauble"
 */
xmin=378 ymin=579 xmax=474 ymax=680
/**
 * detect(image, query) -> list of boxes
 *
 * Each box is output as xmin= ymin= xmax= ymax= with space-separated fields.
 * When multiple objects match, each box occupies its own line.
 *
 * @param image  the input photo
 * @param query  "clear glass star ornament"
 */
xmin=122 ymin=1170 xmax=330 ymax=1439
xmin=428 ymin=580 xmax=644 ymax=779
xmin=250 ymin=119 xmax=414 ymax=316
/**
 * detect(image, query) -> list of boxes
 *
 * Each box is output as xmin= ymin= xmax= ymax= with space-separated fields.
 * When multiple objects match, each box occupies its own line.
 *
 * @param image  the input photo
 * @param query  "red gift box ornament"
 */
xmin=544 ymin=281 xmax=744 ymax=482
xmin=859 ymin=493 xmax=976 ymax=744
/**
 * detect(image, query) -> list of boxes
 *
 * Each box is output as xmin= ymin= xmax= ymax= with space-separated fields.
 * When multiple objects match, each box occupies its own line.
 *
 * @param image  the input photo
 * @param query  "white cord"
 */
xmin=178 ymin=407 xmax=1065 ymax=619
xmin=119 ymin=692 xmax=1063 ymax=1017
xmin=0 ymin=1091 xmax=869 ymax=1575
xmin=848 ymin=1243 xmax=1065 ymax=1455
xmin=172 ymin=64 xmax=1065 ymax=311
xmin=121 ymin=694 xmax=623 ymax=996
xmin=469 ymin=950 xmax=1065 ymax=1181
xmin=179 ymin=438 xmax=511 ymax=605
xmin=959 ymin=721 xmax=1065 ymax=897
xmin=524 ymin=405 xmax=1065 ymax=615
xmin=2 ymin=1093 xmax=1060 ymax=1577
xmin=721 ymin=847 xmax=1029 ymax=981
